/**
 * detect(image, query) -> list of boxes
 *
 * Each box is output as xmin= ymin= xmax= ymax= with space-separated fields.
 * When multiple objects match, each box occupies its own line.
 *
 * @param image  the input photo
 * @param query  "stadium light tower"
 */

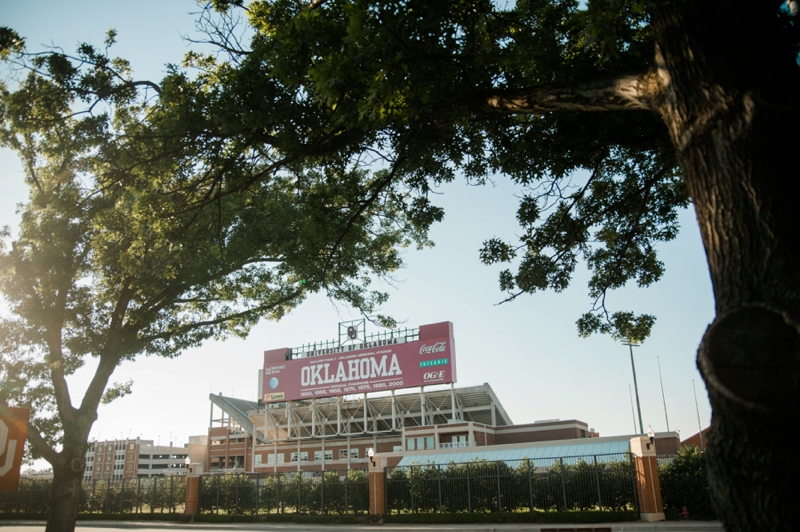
xmin=622 ymin=339 xmax=644 ymax=434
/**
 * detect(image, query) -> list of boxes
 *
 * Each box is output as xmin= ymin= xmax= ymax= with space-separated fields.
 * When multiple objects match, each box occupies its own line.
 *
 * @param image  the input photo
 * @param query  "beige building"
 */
xmin=83 ymin=436 xmax=208 ymax=482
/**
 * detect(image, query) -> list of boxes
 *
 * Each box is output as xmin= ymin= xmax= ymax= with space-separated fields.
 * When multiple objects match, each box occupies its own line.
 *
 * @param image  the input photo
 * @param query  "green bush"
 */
xmin=659 ymin=446 xmax=716 ymax=520
xmin=386 ymin=456 xmax=635 ymax=514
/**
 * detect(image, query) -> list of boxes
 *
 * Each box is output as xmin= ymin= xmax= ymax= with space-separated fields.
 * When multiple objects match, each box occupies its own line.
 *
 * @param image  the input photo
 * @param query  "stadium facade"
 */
xmin=204 ymin=321 xmax=623 ymax=475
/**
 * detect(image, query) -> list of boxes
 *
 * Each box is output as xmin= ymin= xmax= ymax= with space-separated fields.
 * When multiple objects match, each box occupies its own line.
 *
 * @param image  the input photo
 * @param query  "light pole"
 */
xmin=622 ymin=339 xmax=644 ymax=434
xmin=657 ymin=356 xmax=670 ymax=432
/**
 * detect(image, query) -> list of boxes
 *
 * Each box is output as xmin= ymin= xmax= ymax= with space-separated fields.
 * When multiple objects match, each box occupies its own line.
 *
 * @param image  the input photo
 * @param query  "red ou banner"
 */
xmin=263 ymin=322 xmax=456 ymax=402
xmin=0 ymin=407 xmax=30 ymax=491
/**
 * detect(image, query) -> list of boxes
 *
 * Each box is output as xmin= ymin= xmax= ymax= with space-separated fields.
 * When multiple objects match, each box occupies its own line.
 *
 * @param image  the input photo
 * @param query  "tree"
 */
xmin=659 ymin=446 xmax=715 ymax=519
xmin=191 ymin=1 xmax=798 ymax=530
xmin=0 ymin=30 xmax=431 ymax=532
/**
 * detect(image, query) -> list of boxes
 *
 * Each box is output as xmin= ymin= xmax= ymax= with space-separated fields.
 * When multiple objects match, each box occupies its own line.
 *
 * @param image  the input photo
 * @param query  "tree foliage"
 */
xmin=190 ymin=0 xmax=693 ymax=342
xmin=0 ymin=25 xmax=432 ymax=531
xmin=659 ymin=446 xmax=715 ymax=520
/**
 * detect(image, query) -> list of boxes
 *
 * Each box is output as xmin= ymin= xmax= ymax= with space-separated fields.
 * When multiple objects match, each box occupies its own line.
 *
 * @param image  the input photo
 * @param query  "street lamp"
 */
xmin=622 ymin=339 xmax=644 ymax=434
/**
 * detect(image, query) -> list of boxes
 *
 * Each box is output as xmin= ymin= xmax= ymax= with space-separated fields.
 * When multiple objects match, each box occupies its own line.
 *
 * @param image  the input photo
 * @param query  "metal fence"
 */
xmin=198 ymin=469 xmax=369 ymax=515
xmin=385 ymin=453 xmax=637 ymax=514
xmin=0 ymin=476 xmax=187 ymax=516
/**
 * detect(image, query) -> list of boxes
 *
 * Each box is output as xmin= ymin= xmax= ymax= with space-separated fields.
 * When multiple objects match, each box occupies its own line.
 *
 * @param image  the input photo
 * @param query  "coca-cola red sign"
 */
xmin=263 ymin=322 xmax=456 ymax=402
xmin=419 ymin=342 xmax=447 ymax=354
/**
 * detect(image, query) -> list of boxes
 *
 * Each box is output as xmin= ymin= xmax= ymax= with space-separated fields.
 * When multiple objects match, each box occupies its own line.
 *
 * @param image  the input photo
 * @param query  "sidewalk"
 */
xmin=0 ymin=520 xmax=725 ymax=532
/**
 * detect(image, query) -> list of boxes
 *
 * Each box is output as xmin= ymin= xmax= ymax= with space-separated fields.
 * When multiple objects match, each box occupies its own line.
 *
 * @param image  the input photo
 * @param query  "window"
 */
xmin=339 ymin=449 xmax=348 ymax=460
xmin=300 ymin=452 xmax=308 ymax=462
xmin=129 ymin=443 xmax=135 ymax=450
xmin=416 ymin=437 xmax=425 ymax=450
xmin=315 ymin=450 xmax=332 ymax=461
xmin=255 ymin=454 xmax=262 ymax=465
xmin=349 ymin=449 xmax=358 ymax=459
xmin=406 ymin=438 xmax=415 ymax=451
xmin=290 ymin=452 xmax=298 ymax=463
xmin=267 ymin=453 xmax=284 ymax=464
xmin=127 ymin=464 xmax=133 ymax=471
xmin=393 ymin=445 xmax=403 ymax=452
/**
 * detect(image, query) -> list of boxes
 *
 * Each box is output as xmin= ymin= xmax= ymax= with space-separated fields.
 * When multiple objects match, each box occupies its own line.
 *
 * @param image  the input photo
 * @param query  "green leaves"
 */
xmin=0 ymin=27 xmax=432 ymax=464
xmin=576 ymin=310 xmax=655 ymax=342
xmin=228 ymin=0 xmax=684 ymax=343
xmin=100 ymin=380 xmax=133 ymax=405
xmin=0 ymin=27 xmax=25 ymax=60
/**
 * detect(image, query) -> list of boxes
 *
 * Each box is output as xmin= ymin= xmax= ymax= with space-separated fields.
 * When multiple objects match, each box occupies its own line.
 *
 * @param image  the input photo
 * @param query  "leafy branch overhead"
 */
xmin=198 ymin=0 xmax=687 ymax=342
xmin=0 ymin=33 xmax=432 ymax=468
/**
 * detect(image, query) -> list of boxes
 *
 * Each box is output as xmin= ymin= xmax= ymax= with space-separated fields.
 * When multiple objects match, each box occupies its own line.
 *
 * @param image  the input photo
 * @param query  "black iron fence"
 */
xmin=198 ymin=469 xmax=369 ymax=515
xmin=385 ymin=453 xmax=637 ymax=514
xmin=0 ymin=476 xmax=187 ymax=516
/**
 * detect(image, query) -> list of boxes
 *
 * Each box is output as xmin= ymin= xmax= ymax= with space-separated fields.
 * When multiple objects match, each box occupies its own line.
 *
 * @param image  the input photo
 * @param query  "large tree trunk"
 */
xmin=46 ymin=446 xmax=86 ymax=532
xmin=651 ymin=2 xmax=800 ymax=530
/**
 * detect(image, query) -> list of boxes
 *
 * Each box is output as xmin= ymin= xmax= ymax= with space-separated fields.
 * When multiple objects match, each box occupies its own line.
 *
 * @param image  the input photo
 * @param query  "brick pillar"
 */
xmin=185 ymin=476 xmax=200 ymax=516
xmin=630 ymin=436 xmax=665 ymax=522
xmin=184 ymin=462 xmax=205 ymax=517
xmin=367 ymin=453 xmax=387 ymax=519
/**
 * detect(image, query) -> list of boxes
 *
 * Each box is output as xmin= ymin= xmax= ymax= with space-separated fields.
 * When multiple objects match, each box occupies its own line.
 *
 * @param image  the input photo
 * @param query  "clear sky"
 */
xmin=2 ymin=0 xmax=714 ymax=461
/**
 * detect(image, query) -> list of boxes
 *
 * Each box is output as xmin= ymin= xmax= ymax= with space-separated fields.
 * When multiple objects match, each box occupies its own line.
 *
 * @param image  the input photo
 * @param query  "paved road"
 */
xmin=0 ymin=520 xmax=724 ymax=532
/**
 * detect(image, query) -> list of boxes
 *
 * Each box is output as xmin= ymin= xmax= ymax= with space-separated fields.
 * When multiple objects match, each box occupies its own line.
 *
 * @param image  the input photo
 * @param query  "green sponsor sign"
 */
xmin=420 ymin=358 xmax=448 ymax=368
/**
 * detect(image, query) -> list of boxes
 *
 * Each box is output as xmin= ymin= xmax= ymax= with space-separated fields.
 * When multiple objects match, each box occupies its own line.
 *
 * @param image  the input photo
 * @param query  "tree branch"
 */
xmin=477 ymin=71 xmax=661 ymax=114
xmin=137 ymin=288 xmax=304 ymax=344
xmin=22 ymin=422 xmax=60 ymax=466
xmin=77 ymin=353 xmax=121 ymax=422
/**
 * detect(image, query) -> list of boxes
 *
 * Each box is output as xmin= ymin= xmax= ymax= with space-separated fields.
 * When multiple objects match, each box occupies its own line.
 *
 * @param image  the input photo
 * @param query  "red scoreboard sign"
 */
xmin=263 ymin=322 xmax=456 ymax=402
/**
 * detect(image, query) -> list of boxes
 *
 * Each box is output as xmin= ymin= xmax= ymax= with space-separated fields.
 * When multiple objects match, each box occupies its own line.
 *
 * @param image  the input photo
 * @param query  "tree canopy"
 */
xmin=181 ymin=0 xmax=696 ymax=342
xmin=0 ymin=26 xmax=433 ymax=531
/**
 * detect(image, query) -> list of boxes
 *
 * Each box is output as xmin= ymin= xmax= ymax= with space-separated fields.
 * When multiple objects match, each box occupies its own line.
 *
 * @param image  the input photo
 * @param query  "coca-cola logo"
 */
xmin=419 ymin=342 xmax=447 ymax=354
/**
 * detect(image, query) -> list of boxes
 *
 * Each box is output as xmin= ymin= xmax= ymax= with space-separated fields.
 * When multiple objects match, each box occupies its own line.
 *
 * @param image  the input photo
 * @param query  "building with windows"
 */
xmin=206 ymin=383 xmax=604 ymax=474
xmin=83 ymin=436 xmax=207 ymax=482
xmin=204 ymin=320 xmax=676 ymax=475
